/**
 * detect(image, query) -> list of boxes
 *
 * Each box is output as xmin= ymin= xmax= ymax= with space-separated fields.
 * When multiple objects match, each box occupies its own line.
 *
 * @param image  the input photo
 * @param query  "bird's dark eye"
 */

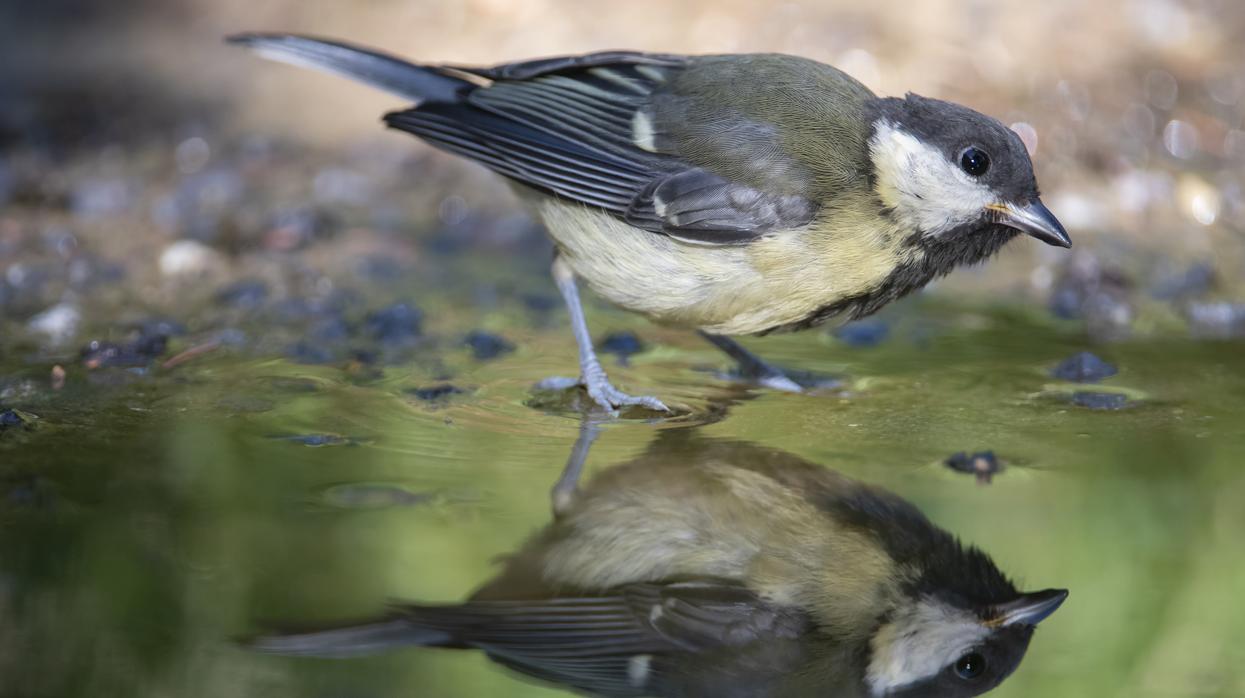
xmin=954 ymin=652 xmax=987 ymax=680
xmin=959 ymin=147 xmax=990 ymax=177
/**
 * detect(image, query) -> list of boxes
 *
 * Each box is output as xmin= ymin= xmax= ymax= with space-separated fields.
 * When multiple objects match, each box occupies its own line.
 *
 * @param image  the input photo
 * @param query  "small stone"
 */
xmin=1051 ymin=352 xmax=1117 ymax=383
xmin=1070 ymin=391 xmax=1130 ymax=410
xmin=1150 ymin=262 xmax=1215 ymax=301
xmin=365 ymin=302 xmax=422 ymax=345
xmin=159 ymin=240 xmax=223 ymax=278
xmin=0 ymin=409 xmax=26 ymax=429
xmin=214 ymin=279 xmax=269 ymax=310
xmin=1186 ymin=302 xmax=1245 ymax=339
xmin=284 ymin=340 xmax=338 ymax=365
xmin=598 ymin=331 xmax=645 ymax=364
xmin=269 ymin=434 xmax=354 ymax=447
xmin=833 ymin=319 xmax=890 ymax=347
xmin=80 ymin=329 xmax=169 ymax=369
xmin=27 ymin=302 xmax=81 ymax=347
xmin=945 ymin=451 xmax=1001 ymax=484
xmin=407 ymin=384 xmax=465 ymax=401
xmin=464 ymin=330 xmax=514 ymax=360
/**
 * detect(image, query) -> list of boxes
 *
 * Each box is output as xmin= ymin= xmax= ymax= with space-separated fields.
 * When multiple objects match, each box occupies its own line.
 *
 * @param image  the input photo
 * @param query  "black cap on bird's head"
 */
xmin=867 ymin=93 xmax=1070 ymax=251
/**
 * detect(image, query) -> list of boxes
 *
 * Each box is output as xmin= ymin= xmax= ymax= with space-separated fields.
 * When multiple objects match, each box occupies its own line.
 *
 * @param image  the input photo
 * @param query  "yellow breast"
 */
xmin=535 ymin=194 xmax=918 ymax=335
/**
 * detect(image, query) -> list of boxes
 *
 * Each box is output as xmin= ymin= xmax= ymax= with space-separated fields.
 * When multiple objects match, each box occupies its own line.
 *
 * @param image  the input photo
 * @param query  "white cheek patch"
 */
xmin=866 ymin=598 xmax=990 ymax=696
xmin=869 ymin=121 xmax=996 ymax=237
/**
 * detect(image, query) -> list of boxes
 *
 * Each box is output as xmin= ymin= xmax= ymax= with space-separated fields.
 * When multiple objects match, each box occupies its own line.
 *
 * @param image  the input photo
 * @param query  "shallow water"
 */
xmin=2 ymin=299 xmax=1244 ymax=698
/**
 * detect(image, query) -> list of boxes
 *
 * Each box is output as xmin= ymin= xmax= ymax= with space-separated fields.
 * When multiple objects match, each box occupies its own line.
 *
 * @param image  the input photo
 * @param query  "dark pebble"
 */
xmin=833 ymin=319 xmax=890 ymax=347
xmin=365 ymin=302 xmax=422 ymax=345
xmin=269 ymin=434 xmax=354 ymax=447
xmin=0 ymin=409 xmax=31 ymax=430
xmin=132 ymin=317 xmax=188 ymax=338
xmin=214 ymin=279 xmax=269 ymax=310
xmin=597 ymin=331 xmax=645 ymax=364
xmin=1151 ymin=262 xmax=1215 ymax=301
xmin=464 ymin=330 xmax=514 ymax=360
xmin=1051 ymin=351 xmax=1117 ymax=383
xmin=1071 ymin=391 xmax=1130 ymax=410
xmin=307 ymin=316 xmax=352 ymax=343
xmin=1186 ymin=302 xmax=1245 ymax=339
xmin=945 ymin=451 xmax=1001 ymax=483
xmin=521 ymin=293 xmax=559 ymax=313
xmin=355 ymin=255 xmax=406 ymax=282
xmin=284 ymin=340 xmax=339 ymax=365
xmin=408 ymin=383 xmax=466 ymax=401
xmin=81 ymin=331 xmax=169 ymax=368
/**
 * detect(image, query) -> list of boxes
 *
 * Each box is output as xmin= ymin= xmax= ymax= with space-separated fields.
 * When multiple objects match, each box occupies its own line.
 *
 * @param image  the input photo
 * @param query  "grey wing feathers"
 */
xmin=418 ymin=581 xmax=804 ymax=695
xmin=385 ymin=53 xmax=820 ymax=243
xmin=232 ymin=35 xmax=821 ymax=243
xmin=627 ymin=168 xmax=818 ymax=243
xmin=445 ymin=51 xmax=686 ymax=81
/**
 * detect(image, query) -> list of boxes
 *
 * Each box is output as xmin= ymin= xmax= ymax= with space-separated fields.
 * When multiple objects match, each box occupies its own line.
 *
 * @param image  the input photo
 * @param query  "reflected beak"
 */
xmin=989 ymin=589 xmax=1069 ymax=628
xmin=988 ymin=200 xmax=1072 ymax=248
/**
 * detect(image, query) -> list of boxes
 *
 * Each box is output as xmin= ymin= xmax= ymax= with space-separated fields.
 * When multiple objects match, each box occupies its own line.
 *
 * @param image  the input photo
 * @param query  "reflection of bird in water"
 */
xmin=251 ymin=429 xmax=1066 ymax=697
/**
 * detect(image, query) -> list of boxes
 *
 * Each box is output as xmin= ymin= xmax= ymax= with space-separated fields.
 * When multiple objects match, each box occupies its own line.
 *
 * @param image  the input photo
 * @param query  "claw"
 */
xmin=585 ymin=378 xmax=669 ymax=413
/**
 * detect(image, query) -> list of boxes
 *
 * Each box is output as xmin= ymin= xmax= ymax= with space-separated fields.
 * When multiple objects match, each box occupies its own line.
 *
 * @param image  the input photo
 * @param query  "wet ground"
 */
xmin=2 ymin=210 xmax=1245 ymax=696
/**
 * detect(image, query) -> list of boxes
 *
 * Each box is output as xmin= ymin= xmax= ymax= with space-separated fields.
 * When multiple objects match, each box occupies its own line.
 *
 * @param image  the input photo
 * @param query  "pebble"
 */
xmin=1070 ymin=391 xmax=1131 ymax=410
xmin=407 ymin=384 xmax=466 ymax=401
xmin=159 ymin=240 xmax=224 ymax=278
xmin=1185 ymin=302 xmax=1245 ymax=339
xmin=213 ymin=279 xmax=269 ymax=310
xmin=80 ymin=330 xmax=169 ymax=369
xmin=1150 ymin=262 xmax=1215 ymax=300
xmin=464 ymin=330 xmax=514 ymax=360
xmin=269 ymin=434 xmax=355 ymax=447
xmin=597 ymin=331 xmax=645 ymax=364
xmin=365 ymin=302 xmax=423 ymax=345
xmin=284 ymin=340 xmax=339 ymax=365
xmin=945 ymin=451 xmax=1001 ymax=484
xmin=1051 ymin=351 xmax=1118 ymax=382
xmin=26 ymin=301 xmax=81 ymax=346
xmin=833 ymin=319 xmax=891 ymax=347
xmin=0 ymin=409 xmax=30 ymax=430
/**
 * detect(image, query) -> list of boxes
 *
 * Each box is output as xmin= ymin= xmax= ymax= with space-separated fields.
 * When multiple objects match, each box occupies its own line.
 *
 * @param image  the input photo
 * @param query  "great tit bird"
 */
xmin=229 ymin=35 xmax=1071 ymax=412
xmin=250 ymin=432 xmax=1067 ymax=697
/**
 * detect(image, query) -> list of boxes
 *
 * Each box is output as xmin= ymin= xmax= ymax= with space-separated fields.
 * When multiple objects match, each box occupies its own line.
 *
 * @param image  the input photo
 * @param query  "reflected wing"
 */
xmin=385 ymin=52 xmax=818 ymax=244
xmin=403 ymin=580 xmax=809 ymax=696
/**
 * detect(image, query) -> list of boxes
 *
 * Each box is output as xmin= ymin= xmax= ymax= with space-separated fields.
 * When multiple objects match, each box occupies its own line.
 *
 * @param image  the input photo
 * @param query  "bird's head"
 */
xmin=865 ymin=587 xmax=1068 ymax=697
xmin=867 ymin=94 xmax=1070 ymax=253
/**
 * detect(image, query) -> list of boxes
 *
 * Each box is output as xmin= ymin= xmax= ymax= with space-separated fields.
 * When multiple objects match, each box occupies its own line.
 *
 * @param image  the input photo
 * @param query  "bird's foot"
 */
xmin=535 ymin=375 xmax=669 ymax=415
xmin=722 ymin=362 xmax=842 ymax=392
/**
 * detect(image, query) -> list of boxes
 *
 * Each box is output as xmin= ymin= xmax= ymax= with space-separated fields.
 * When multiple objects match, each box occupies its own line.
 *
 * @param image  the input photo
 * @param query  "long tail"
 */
xmin=226 ymin=33 xmax=472 ymax=104
xmin=247 ymin=617 xmax=452 ymax=658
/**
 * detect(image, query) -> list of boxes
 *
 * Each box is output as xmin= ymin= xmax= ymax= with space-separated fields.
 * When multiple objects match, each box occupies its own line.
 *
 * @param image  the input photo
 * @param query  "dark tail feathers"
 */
xmin=226 ymin=33 xmax=472 ymax=104
xmin=247 ymin=617 xmax=451 ymax=658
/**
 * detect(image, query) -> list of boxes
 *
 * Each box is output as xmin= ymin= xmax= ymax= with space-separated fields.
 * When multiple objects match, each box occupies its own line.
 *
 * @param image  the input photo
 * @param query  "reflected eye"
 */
xmin=955 ymin=652 xmax=986 ymax=680
xmin=959 ymin=147 xmax=990 ymax=177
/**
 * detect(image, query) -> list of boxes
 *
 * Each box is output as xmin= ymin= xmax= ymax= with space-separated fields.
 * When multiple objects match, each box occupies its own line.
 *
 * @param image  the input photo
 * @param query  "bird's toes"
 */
xmin=756 ymin=373 xmax=804 ymax=393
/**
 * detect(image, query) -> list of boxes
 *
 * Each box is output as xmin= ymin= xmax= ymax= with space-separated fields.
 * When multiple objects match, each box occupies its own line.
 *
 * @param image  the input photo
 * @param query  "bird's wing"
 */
xmin=385 ymin=52 xmax=819 ymax=244
xmin=402 ymin=579 xmax=809 ymax=696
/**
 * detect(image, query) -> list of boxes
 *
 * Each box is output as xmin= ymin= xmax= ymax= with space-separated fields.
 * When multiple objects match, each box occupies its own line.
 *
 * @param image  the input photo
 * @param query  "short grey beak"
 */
xmin=991 ymin=200 xmax=1071 ymax=248
xmin=992 ymin=589 xmax=1069 ymax=628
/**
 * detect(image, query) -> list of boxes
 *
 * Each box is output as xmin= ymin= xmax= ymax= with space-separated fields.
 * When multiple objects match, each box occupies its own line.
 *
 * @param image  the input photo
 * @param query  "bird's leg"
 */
xmin=551 ymin=256 xmax=669 ymax=413
xmin=552 ymin=257 xmax=672 ymax=410
xmin=550 ymin=416 xmax=602 ymax=518
xmin=697 ymin=331 xmax=805 ymax=393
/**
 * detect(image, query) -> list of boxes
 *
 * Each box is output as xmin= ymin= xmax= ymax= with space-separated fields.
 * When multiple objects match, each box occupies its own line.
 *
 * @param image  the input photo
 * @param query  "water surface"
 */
xmin=2 ymin=302 xmax=1243 ymax=697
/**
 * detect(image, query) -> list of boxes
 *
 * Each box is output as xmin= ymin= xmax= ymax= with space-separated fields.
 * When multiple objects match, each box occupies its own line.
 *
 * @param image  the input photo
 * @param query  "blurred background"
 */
xmin=2 ymin=1 xmax=1245 ymax=698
